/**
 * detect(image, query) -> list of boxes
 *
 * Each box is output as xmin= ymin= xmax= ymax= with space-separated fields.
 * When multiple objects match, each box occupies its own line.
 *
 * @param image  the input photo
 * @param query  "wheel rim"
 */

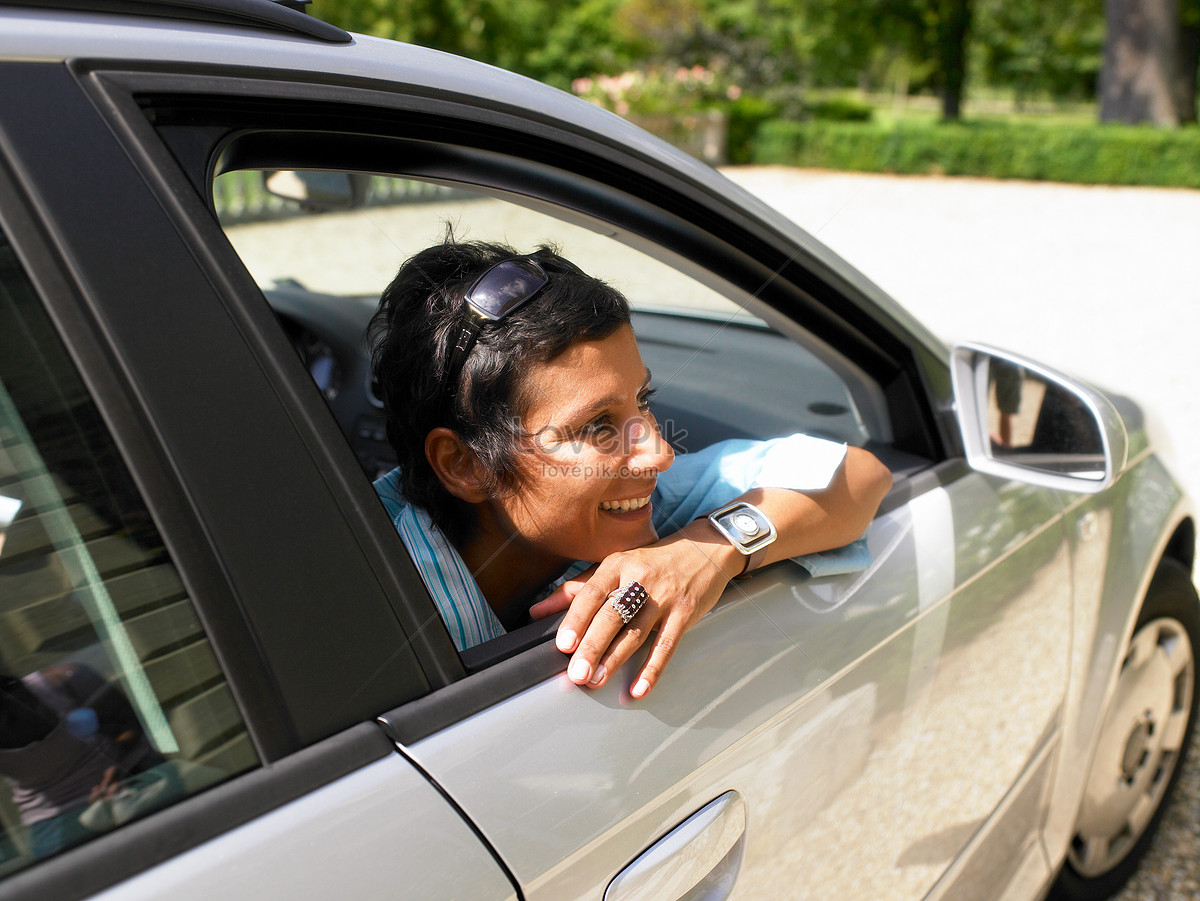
xmin=1069 ymin=616 xmax=1195 ymax=877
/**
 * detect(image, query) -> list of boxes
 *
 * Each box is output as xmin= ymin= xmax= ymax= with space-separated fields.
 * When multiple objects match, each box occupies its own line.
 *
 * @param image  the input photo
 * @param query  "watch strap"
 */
xmin=738 ymin=545 xmax=768 ymax=579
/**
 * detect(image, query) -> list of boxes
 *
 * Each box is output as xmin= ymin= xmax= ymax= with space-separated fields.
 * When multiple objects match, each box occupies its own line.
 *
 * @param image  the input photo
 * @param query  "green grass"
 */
xmin=752 ymin=117 xmax=1200 ymax=189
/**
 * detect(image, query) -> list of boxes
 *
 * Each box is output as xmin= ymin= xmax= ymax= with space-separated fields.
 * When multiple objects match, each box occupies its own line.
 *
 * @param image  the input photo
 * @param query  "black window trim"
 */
xmin=85 ymin=61 xmax=944 ymax=375
xmin=117 ymin=67 xmax=947 ymax=459
xmin=0 ymin=98 xmax=297 ymax=763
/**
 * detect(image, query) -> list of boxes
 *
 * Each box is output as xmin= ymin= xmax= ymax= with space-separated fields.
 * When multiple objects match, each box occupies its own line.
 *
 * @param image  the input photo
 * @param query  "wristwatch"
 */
xmin=706 ymin=501 xmax=777 ymax=577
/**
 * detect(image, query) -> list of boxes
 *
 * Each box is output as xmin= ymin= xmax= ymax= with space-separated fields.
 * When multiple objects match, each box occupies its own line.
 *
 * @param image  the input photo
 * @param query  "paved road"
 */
xmin=722 ymin=166 xmax=1200 ymax=509
xmin=721 ymin=166 xmax=1200 ymax=901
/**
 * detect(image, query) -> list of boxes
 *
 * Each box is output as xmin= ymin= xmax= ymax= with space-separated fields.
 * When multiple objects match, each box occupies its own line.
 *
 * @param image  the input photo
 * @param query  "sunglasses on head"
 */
xmin=443 ymin=256 xmax=549 ymax=404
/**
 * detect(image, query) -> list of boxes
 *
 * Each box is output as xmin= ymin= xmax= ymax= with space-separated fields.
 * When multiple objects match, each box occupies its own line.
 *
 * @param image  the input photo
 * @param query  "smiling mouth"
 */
xmin=599 ymin=495 xmax=651 ymax=513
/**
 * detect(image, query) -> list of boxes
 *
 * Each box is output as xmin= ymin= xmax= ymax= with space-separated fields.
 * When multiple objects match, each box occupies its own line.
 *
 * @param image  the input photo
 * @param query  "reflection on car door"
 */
xmin=392 ymin=468 xmax=1070 ymax=901
xmin=88 ymin=746 xmax=518 ymax=901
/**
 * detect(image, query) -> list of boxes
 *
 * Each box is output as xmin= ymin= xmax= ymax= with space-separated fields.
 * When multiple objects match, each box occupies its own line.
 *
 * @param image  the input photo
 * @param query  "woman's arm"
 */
xmin=531 ymin=446 xmax=893 ymax=698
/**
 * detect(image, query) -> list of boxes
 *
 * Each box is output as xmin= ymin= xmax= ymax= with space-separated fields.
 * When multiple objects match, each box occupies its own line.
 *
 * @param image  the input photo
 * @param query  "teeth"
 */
xmin=600 ymin=495 xmax=651 ymax=512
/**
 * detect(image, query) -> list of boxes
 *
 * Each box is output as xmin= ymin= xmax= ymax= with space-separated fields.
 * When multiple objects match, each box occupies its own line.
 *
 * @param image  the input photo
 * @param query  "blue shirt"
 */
xmin=375 ymin=434 xmax=866 ymax=651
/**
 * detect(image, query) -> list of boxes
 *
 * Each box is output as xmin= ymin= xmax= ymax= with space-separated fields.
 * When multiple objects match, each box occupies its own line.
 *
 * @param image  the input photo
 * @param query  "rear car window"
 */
xmin=0 ymin=232 xmax=257 ymax=877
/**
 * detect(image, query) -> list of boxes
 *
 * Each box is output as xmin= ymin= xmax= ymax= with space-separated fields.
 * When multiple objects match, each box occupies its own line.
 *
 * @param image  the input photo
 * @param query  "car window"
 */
xmin=217 ymin=170 xmax=757 ymax=320
xmin=0 ymin=232 xmax=257 ymax=876
xmin=211 ymin=166 xmax=896 ymax=669
xmin=212 ymin=167 xmax=895 ymax=661
xmin=216 ymin=169 xmax=884 ymax=465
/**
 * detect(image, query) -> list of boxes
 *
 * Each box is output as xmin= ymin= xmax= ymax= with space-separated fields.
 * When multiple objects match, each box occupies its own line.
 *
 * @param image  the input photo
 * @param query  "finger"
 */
xmin=566 ymin=601 xmax=629 ymax=685
xmin=630 ymin=616 xmax=687 ymax=698
xmin=584 ymin=603 xmax=659 ymax=689
xmin=532 ymin=564 xmax=598 ymax=624
xmin=564 ymin=578 xmax=652 ymax=681
xmin=557 ymin=563 xmax=622 ymax=655
xmin=529 ymin=588 xmax=573 ymax=620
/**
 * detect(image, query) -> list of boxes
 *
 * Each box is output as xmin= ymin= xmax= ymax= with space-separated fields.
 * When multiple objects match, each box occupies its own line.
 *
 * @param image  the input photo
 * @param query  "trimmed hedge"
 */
xmin=752 ymin=119 xmax=1200 ymax=188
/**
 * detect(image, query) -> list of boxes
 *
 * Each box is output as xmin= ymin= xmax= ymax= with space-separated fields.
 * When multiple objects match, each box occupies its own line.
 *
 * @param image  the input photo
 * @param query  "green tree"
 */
xmin=314 ymin=0 xmax=551 ymax=75
xmin=784 ymin=0 xmax=974 ymax=120
xmin=975 ymin=0 xmax=1105 ymax=104
xmin=524 ymin=0 xmax=653 ymax=88
xmin=695 ymin=0 xmax=819 ymax=105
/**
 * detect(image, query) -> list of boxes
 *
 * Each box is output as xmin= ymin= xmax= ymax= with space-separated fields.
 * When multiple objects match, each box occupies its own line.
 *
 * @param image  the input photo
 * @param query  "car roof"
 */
xmin=0 ymin=0 xmax=352 ymax=42
xmin=0 ymin=0 xmax=946 ymax=355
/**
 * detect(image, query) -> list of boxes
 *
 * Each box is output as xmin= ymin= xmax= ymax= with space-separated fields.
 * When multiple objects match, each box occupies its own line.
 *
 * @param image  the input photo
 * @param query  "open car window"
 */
xmin=217 ymin=170 xmax=889 ymax=457
xmin=213 ymin=167 xmax=900 ymax=665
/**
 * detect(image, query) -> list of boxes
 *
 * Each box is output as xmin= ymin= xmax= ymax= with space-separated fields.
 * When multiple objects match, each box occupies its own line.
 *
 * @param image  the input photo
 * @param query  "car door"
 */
xmin=65 ymin=56 xmax=1076 ymax=901
xmin=364 ymin=231 xmax=1071 ymax=901
xmin=0 ymin=64 xmax=515 ymax=901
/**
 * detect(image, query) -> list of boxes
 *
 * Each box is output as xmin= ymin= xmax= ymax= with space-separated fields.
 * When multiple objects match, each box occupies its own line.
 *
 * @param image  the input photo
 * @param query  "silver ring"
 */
xmin=607 ymin=581 xmax=648 ymax=624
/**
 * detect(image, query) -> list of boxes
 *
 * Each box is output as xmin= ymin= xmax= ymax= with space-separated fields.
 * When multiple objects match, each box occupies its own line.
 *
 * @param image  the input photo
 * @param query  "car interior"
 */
xmin=223 ymin=170 xmax=934 ymax=485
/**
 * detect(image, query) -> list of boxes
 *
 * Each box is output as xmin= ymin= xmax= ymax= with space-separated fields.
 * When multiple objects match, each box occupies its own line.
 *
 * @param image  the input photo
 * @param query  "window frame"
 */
xmin=101 ymin=61 xmax=948 ymax=417
xmin=84 ymin=62 xmax=953 ymax=715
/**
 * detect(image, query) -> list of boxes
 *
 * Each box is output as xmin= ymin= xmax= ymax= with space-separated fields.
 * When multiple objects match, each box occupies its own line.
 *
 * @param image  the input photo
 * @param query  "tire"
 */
xmin=1050 ymin=558 xmax=1200 ymax=901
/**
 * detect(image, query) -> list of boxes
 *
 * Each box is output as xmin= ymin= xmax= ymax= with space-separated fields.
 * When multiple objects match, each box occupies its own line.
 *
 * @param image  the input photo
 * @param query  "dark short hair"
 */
xmin=369 ymin=237 xmax=631 ymax=544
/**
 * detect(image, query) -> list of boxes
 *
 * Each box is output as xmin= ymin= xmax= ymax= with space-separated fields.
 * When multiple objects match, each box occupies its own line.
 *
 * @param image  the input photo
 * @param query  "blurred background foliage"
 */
xmin=314 ymin=0 xmax=1106 ymax=110
xmin=313 ymin=0 xmax=1200 ymax=184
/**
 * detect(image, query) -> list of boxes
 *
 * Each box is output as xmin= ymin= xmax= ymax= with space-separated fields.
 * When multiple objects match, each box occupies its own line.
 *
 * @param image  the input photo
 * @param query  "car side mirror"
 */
xmin=261 ymin=170 xmax=369 ymax=212
xmin=950 ymin=344 xmax=1128 ymax=493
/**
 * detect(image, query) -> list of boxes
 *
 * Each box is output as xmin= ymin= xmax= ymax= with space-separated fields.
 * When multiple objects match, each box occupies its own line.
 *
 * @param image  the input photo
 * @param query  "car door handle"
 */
xmin=604 ymin=791 xmax=746 ymax=901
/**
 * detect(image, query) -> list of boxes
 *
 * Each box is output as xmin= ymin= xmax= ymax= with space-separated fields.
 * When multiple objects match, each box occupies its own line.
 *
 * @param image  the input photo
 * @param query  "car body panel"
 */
xmin=87 ymin=750 xmax=517 ymax=901
xmin=1043 ymin=450 xmax=1192 ymax=863
xmin=402 ymin=465 xmax=1071 ymax=900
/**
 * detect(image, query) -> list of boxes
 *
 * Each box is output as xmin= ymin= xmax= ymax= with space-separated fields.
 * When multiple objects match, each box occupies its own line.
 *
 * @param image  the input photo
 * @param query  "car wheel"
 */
xmin=1051 ymin=557 xmax=1200 ymax=901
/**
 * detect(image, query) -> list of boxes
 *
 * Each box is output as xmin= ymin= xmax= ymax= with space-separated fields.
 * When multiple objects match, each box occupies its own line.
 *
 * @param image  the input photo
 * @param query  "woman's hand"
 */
xmin=528 ymin=453 xmax=892 ymax=699
xmin=529 ymin=523 xmax=744 ymax=699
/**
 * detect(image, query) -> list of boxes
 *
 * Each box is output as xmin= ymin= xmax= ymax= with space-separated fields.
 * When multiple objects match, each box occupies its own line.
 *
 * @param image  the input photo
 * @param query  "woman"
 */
xmin=370 ymin=238 xmax=892 ymax=698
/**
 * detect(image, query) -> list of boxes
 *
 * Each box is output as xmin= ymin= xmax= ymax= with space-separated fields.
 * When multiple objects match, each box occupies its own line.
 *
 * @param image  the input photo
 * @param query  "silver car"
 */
xmin=0 ymin=3 xmax=1195 ymax=901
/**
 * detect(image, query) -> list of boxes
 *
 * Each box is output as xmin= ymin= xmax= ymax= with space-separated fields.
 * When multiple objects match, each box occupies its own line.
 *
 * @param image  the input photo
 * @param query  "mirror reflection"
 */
xmin=261 ymin=170 xmax=367 ymax=213
xmin=987 ymin=360 xmax=1105 ymax=480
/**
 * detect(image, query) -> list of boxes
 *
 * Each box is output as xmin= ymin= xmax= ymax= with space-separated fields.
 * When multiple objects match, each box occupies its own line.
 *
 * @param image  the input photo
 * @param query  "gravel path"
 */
xmin=721 ymin=166 xmax=1200 ymax=901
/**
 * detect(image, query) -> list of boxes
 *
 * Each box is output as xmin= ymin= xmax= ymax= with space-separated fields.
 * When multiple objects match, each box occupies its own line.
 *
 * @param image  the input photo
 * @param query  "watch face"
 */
xmin=731 ymin=512 xmax=762 ymax=537
xmin=711 ymin=502 xmax=775 ymax=554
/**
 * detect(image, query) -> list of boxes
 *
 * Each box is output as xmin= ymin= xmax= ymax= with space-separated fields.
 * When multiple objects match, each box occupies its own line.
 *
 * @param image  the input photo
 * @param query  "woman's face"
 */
xmin=487 ymin=323 xmax=674 ymax=566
